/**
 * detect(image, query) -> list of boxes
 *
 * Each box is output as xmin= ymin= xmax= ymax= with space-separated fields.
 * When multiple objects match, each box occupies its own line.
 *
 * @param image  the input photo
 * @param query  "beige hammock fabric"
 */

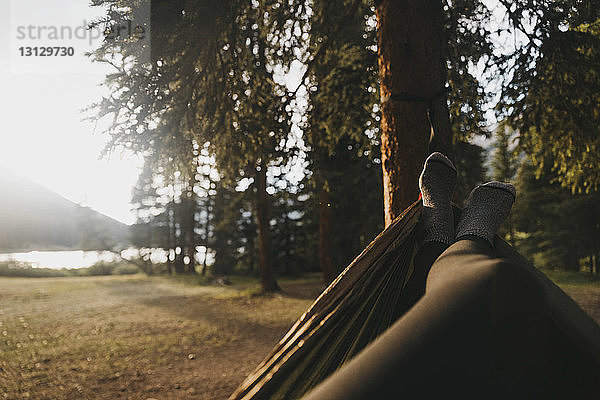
xmin=229 ymin=201 xmax=600 ymax=400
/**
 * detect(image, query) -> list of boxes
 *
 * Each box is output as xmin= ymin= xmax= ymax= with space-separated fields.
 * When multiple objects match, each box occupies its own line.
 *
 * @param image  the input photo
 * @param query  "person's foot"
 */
xmin=455 ymin=182 xmax=516 ymax=246
xmin=419 ymin=152 xmax=457 ymax=245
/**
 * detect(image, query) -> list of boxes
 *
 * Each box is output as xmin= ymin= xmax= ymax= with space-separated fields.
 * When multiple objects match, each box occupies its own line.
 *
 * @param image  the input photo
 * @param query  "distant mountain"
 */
xmin=0 ymin=167 xmax=129 ymax=252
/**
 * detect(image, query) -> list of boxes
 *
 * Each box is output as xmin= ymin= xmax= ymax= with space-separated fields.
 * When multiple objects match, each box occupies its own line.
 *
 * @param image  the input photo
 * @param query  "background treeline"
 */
xmin=491 ymin=126 xmax=600 ymax=274
xmin=0 ymin=260 xmax=139 ymax=278
xmin=87 ymin=0 xmax=600 ymax=289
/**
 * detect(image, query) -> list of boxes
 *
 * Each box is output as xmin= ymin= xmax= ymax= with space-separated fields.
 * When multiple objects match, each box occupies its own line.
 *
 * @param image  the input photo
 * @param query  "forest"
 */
xmin=87 ymin=0 xmax=600 ymax=292
xmin=3 ymin=1 xmax=600 ymax=399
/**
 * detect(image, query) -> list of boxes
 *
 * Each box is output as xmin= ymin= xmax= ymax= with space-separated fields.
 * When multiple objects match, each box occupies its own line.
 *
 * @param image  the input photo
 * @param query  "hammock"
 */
xmin=229 ymin=200 xmax=600 ymax=400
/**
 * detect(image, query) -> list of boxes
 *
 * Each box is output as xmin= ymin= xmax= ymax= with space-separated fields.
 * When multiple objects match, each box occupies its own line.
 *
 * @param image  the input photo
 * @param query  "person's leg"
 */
xmin=396 ymin=241 xmax=447 ymax=315
xmin=301 ymin=237 xmax=553 ymax=400
xmin=399 ymin=152 xmax=456 ymax=311
xmin=302 ymin=180 xmax=539 ymax=399
xmin=425 ymin=237 xmax=552 ymax=396
xmin=426 ymin=238 xmax=599 ymax=398
xmin=301 ymin=181 xmax=599 ymax=400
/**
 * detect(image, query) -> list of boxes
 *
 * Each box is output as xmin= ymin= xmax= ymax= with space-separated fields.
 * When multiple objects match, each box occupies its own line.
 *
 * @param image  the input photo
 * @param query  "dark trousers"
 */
xmin=302 ymin=238 xmax=600 ymax=399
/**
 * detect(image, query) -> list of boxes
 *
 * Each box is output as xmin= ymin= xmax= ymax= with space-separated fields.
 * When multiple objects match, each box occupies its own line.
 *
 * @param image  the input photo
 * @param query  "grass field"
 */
xmin=0 ymin=271 xmax=598 ymax=399
xmin=541 ymin=268 xmax=600 ymax=323
xmin=0 ymin=274 xmax=324 ymax=399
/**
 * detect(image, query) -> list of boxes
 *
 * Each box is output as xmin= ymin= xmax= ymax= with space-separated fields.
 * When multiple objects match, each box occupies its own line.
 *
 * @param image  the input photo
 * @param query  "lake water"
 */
xmin=0 ymin=248 xmax=200 ymax=269
xmin=0 ymin=250 xmax=120 ymax=269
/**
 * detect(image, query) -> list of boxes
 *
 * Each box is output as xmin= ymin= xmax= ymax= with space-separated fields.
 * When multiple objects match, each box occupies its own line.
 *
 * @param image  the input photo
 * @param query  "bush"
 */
xmin=80 ymin=261 xmax=142 ymax=276
xmin=112 ymin=264 xmax=140 ymax=275
xmin=0 ymin=260 xmax=140 ymax=278
xmin=84 ymin=261 xmax=117 ymax=276
xmin=0 ymin=261 xmax=69 ymax=278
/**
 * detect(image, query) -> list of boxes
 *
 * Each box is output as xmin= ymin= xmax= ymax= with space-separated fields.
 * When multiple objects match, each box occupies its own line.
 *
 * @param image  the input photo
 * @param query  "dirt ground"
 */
xmin=0 ymin=273 xmax=598 ymax=399
xmin=560 ymin=286 xmax=600 ymax=324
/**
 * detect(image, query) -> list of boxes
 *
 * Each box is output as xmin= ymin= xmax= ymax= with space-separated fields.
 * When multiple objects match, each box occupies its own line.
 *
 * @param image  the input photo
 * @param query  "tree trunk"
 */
xmin=201 ymin=206 xmax=209 ymax=275
xmin=319 ymin=182 xmax=336 ymax=283
xmin=174 ymin=251 xmax=186 ymax=274
xmin=247 ymin=225 xmax=256 ymax=275
xmin=173 ymin=197 xmax=186 ymax=274
xmin=200 ymin=207 xmax=208 ymax=275
xmin=201 ymin=191 xmax=212 ymax=276
xmin=168 ymin=193 xmax=177 ymax=275
xmin=564 ymin=251 xmax=580 ymax=272
xmin=166 ymin=257 xmax=173 ymax=275
xmin=186 ymin=231 xmax=197 ymax=274
xmin=256 ymin=163 xmax=280 ymax=292
xmin=185 ymin=232 xmax=197 ymax=274
xmin=376 ymin=0 xmax=453 ymax=227
xmin=185 ymin=173 xmax=198 ymax=274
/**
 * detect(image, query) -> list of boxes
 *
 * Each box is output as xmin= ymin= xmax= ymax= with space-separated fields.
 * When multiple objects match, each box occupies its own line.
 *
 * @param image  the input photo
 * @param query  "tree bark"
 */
xmin=564 ymin=251 xmax=580 ymax=272
xmin=376 ymin=0 xmax=453 ymax=227
xmin=247 ymin=233 xmax=256 ymax=275
xmin=256 ymin=163 xmax=280 ymax=292
xmin=168 ymin=192 xmax=177 ymax=275
xmin=184 ymin=172 xmax=198 ymax=274
xmin=186 ymin=204 xmax=197 ymax=274
xmin=319 ymin=182 xmax=336 ymax=283
xmin=201 ymin=183 xmax=213 ymax=276
xmin=174 ymin=252 xmax=186 ymax=274
xmin=173 ymin=197 xmax=186 ymax=274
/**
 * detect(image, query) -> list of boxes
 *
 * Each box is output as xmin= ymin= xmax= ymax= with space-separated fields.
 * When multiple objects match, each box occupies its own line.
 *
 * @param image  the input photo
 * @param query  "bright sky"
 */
xmin=0 ymin=0 xmax=144 ymax=224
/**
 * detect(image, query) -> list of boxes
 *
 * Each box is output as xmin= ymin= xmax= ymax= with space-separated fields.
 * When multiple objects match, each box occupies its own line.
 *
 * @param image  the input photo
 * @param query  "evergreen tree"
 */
xmin=304 ymin=0 xmax=381 ymax=282
xmin=513 ymin=161 xmax=600 ymax=271
xmin=129 ymin=156 xmax=175 ymax=273
xmin=211 ymin=180 xmax=241 ymax=276
xmin=327 ymin=140 xmax=384 ymax=271
xmin=495 ymin=1 xmax=600 ymax=192
xmin=270 ymin=176 xmax=316 ymax=276
xmin=491 ymin=124 xmax=519 ymax=183
xmin=89 ymin=0 xmax=308 ymax=291
xmin=452 ymin=141 xmax=487 ymax=206
xmin=490 ymin=123 xmax=520 ymax=244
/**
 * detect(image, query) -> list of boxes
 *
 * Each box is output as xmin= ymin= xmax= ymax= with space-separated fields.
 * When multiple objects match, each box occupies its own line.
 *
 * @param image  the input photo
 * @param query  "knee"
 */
xmin=425 ymin=256 xmax=545 ymax=319
xmin=486 ymin=260 xmax=546 ymax=323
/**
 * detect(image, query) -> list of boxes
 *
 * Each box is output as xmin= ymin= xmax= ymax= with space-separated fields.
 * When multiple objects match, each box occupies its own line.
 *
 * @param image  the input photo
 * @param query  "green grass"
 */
xmin=539 ymin=268 xmax=600 ymax=325
xmin=540 ymin=268 xmax=600 ymax=289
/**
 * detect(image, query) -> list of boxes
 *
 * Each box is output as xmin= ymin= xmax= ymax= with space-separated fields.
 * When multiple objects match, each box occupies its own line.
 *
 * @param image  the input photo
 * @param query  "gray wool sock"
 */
xmin=456 ymin=182 xmax=516 ymax=246
xmin=419 ymin=152 xmax=457 ymax=245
